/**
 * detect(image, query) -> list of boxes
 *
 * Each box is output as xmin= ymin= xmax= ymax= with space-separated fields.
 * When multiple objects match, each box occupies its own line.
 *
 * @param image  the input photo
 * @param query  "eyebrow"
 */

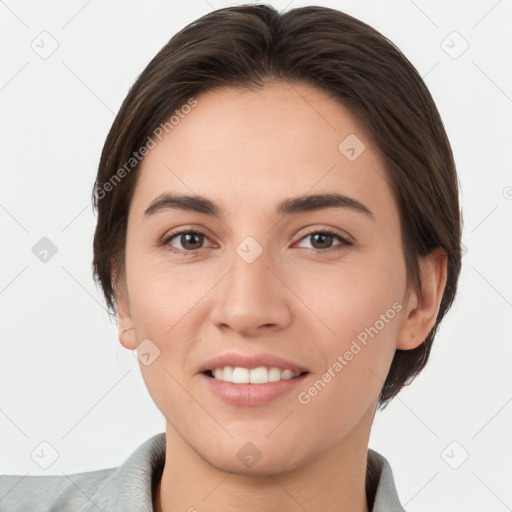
xmin=144 ymin=192 xmax=375 ymax=220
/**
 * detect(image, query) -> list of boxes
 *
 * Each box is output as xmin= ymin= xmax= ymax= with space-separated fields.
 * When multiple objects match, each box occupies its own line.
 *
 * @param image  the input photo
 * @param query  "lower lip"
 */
xmin=200 ymin=372 xmax=308 ymax=407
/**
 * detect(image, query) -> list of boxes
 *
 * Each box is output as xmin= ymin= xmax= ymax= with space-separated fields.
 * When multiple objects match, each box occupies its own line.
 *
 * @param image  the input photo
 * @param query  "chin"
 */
xmin=207 ymin=452 xmax=303 ymax=477
xmin=195 ymin=437 xmax=309 ymax=477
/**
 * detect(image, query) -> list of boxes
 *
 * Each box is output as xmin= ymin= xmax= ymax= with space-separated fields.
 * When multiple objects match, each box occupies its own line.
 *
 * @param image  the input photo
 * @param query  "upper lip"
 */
xmin=199 ymin=352 xmax=309 ymax=374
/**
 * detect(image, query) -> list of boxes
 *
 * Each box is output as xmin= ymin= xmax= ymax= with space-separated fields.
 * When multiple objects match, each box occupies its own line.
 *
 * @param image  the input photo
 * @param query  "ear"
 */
xmin=115 ymin=277 xmax=138 ymax=351
xmin=397 ymin=247 xmax=448 ymax=350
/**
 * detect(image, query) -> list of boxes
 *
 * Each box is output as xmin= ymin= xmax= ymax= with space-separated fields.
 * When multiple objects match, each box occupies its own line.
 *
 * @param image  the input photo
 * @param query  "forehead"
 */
xmin=131 ymin=81 xmax=397 ymax=224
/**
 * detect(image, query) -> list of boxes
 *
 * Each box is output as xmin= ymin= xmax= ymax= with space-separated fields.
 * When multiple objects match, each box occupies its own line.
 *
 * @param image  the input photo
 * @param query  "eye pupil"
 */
xmin=311 ymin=233 xmax=333 ymax=249
xmin=181 ymin=233 xmax=203 ymax=250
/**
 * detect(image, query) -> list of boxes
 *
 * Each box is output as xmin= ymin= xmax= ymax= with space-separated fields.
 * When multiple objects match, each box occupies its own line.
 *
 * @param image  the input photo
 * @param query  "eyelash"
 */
xmin=160 ymin=228 xmax=353 ymax=256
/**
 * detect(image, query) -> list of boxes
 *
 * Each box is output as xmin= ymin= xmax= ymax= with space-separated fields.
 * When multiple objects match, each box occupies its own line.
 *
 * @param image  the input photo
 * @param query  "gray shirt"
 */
xmin=0 ymin=433 xmax=406 ymax=511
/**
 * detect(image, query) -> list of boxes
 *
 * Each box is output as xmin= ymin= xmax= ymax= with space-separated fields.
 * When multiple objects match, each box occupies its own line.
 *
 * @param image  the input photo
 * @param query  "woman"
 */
xmin=0 ymin=4 xmax=462 ymax=511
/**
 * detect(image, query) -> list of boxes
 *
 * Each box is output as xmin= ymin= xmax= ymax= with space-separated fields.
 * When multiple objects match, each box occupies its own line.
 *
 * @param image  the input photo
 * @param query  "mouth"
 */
xmin=203 ymin=366 xmax=309 ymax=384
xmin=198 ymin=352 xmax=310 ymax=406
xmin=201 ymin=368 xmax=309 ymax=407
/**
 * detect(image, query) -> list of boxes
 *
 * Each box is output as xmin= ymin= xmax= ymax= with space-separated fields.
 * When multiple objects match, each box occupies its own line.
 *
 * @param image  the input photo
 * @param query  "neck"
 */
xmin=154 ymin=406 xmax=375 ymax=512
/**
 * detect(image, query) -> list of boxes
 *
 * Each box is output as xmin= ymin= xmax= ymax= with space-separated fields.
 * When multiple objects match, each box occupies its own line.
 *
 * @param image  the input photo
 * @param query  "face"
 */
xmin=117 ymin=81 xmax=415 ymax=475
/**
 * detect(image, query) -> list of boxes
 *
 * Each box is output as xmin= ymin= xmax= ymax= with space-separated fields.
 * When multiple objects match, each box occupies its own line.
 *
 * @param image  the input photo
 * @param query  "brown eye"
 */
xmin=177 ymin=232 xmax=204 ymax=250
xmin=162 ymin=230 xmax=211 ymax=254
xmin=309 ymin=233 xmax=335 ymax=250
xmin=296 ymin=230 xmax=352 ymax=252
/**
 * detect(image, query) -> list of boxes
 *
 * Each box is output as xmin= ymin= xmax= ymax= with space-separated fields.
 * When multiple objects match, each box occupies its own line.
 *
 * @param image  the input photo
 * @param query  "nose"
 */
xmin=208 ymin=244 xmax=293 ymax=337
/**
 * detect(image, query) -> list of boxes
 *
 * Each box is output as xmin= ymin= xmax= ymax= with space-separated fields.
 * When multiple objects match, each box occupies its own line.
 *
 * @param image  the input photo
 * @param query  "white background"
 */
xmin=1 ymin=1 xmax=511 ymax=511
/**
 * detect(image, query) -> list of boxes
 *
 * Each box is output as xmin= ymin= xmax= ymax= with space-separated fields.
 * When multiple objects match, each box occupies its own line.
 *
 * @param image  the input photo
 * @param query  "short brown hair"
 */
xmin=91 ymin=4 xmax=463 ymax=410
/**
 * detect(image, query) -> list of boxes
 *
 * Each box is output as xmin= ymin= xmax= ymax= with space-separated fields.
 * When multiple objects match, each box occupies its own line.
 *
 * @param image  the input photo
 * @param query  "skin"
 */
xmin=115 ymin=80 xmax=447 ymax=512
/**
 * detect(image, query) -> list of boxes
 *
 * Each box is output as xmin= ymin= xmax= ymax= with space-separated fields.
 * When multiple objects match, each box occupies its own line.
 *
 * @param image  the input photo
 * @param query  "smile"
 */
xmin=201 ymin=370 xmax=309 ymax=407
xmin=205 ymin=366 xmax=307 ymax=384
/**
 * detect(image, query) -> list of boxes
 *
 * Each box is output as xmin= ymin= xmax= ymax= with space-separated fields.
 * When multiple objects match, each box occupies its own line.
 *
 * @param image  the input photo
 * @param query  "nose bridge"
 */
xmin=231 ymin=236 xmax=271 ymax=295
xmin=210 ymin=234 xmax=291 ymax=332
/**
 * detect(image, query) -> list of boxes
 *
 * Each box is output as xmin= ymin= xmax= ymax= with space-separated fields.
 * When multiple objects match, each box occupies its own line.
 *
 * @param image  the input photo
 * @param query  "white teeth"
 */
xmin=249 ymin=366 xmax=269 ymax=384
xmin=268 ymin=367 xmax=282 ymax=382
xmin=209 ymin=366 xmax=303 ymax=384
xmin=232 ymin=367 xmax=250 ymax=384
xmin=281 ymin=369 xmax=295 ymax=380
xmin=223 ymin=366 xmax=233 ymax=381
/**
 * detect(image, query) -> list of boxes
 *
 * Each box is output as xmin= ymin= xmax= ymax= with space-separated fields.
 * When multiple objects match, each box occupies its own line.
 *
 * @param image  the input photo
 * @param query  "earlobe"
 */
xmin=118 ymin=320 xmax=137 ymax=350
xmin=117 ymin=303 xmax=137 ymax=350
xmin=115 ymin=280 xmax=138 ymax=350
xmin=397 ymin=248 xmax=448 ymax=350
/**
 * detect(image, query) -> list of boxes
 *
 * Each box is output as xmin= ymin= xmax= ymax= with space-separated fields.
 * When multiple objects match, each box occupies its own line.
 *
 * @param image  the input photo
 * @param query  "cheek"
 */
xmin=289 ymin=256 xmax=403 ymax=403
xmin=294 ymin=275 xmax=402 ymax=442
xmin=125 ymin=240 xmax=197 ymax=329
xmin=126 ymin=262 xmax=204 ymax=424
xmin=290 ymin=253 xmax=405 ymax=345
